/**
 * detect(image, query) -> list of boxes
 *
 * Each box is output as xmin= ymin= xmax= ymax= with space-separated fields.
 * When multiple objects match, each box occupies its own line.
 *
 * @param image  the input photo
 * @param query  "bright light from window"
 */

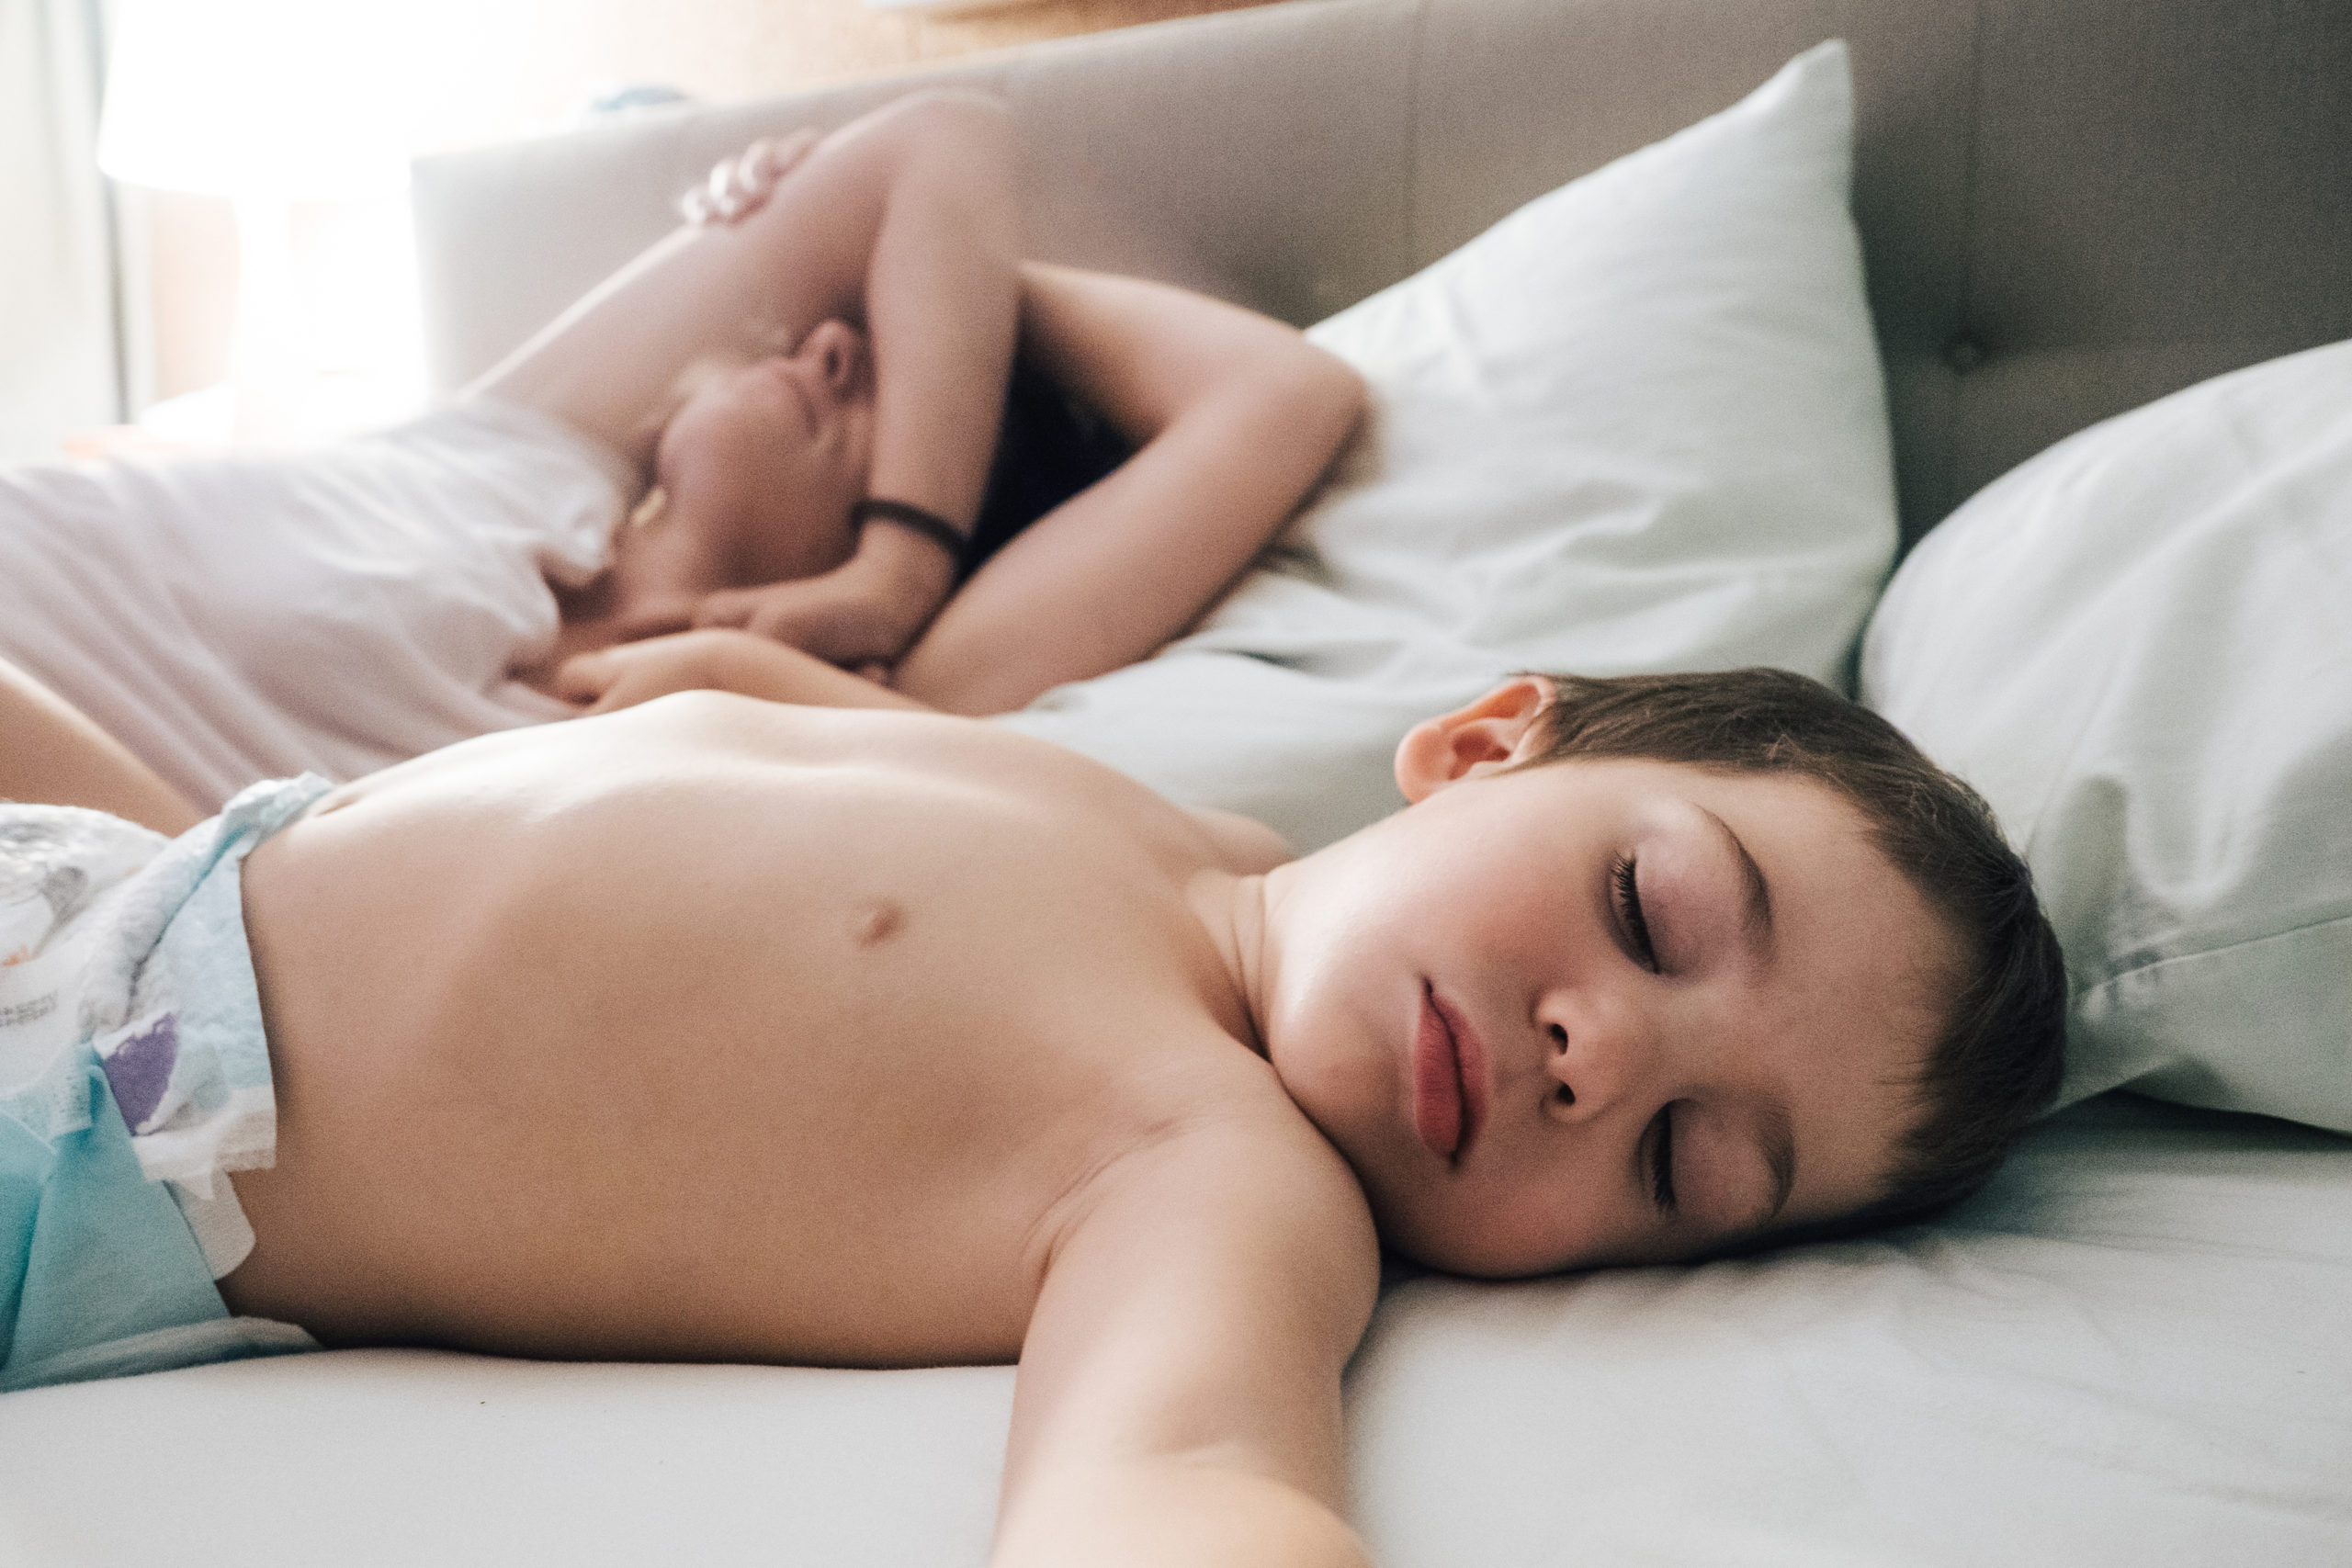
xmin=97 ymin=0 xmax=423 ymax=199
xmin=97 ymin=0 xmax=443 ymax=442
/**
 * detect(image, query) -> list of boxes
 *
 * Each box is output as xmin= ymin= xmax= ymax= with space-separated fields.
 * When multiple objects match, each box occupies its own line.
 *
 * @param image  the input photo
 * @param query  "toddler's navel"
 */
xmin=852 ymin=899 xmax=904 ymax=948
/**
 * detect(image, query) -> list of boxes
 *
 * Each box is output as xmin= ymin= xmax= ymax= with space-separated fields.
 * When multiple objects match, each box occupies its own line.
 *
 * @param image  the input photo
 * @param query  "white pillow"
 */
xmin=1000 ymin=40 xmax=1896 ymax=851
xmin=1860 ymin=339 xmax=2352 ymax=1131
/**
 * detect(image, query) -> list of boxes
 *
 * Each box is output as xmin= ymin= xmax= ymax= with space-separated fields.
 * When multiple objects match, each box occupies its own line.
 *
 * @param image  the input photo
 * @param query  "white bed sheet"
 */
xmin=5 ymin=1094 xmax=2345 ymax=1567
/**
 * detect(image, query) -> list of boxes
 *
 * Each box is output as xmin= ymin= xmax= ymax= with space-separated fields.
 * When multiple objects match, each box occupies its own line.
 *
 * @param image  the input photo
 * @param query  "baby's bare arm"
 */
xmin=551 ymin=628 xmax=925 ymax=714
xmin=0 ymin=654 xmax=199 ymax=832
xmin=468 ymin=92 xmax=1016 ymax=523
xmin=467 ymin=93 xmax=1019 ymax=682
xmin=894 ymin=265 xmax=1366 ymax=716
xmin=997 ymin=1122 xmax=1380 ymax=1568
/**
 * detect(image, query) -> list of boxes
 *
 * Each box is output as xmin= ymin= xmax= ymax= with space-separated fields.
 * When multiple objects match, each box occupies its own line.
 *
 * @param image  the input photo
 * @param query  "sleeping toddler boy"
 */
xmin=0 ymin=660 xmax=2064 ymax=1567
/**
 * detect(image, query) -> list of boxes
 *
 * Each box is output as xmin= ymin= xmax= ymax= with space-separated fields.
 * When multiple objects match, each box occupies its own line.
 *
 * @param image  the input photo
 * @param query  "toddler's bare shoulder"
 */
xmin=1120 ymin=1084 xmax=1376 ymax=1260
xmin=1182 ymin=807 xmax=1293 ymax=874
xmin=1036 ymin=1096 xmax=1381 ymax=1372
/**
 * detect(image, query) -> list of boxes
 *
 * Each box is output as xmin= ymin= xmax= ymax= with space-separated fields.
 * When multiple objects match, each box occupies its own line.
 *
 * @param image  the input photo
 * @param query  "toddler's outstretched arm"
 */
xmin=993 ymin=1125 xmax=1381 ymax=1568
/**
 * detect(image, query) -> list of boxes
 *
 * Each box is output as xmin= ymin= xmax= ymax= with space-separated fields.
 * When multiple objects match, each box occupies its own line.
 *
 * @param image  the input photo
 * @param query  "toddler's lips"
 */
xmin=1437 ymin=990 xmax=1488 ymax=1157
xmin=1412 ymin=983 xmax=1483 ymax=1161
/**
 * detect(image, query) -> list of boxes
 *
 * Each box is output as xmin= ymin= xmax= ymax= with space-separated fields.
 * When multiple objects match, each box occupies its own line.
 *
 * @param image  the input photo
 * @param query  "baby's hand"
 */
xmin=552 ymin=628 xmax=750 ymax=716
xmin=692 ymin=558 xmax=936 ymax=674
xmin=680 ymin=129 xmax=820 ymax=225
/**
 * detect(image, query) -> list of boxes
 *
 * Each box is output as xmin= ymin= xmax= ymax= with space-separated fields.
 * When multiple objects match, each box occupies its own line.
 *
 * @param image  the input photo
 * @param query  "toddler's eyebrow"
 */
xmin=1694 ymin=805 xmax=1773 ymax=959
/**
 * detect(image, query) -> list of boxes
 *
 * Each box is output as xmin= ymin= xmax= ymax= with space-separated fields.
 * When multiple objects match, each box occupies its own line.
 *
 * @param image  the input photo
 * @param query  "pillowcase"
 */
xmin=1860 ymin=339 xmax=2352 ymax=1131
xmin=998 ymin=40 xmax=1896 ymax=851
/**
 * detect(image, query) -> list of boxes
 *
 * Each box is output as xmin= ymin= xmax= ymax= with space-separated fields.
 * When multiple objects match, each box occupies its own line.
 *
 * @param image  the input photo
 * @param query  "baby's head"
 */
xmin=603 ymin=321 xmax=878 ymax=632
xmin=1254 ymin=669 xmax=2065 ymax=1276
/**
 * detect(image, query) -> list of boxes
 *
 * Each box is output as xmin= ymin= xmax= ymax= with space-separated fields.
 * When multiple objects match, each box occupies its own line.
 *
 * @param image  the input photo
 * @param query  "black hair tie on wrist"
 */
xmin=851 ymin=498 xmax=970 ymax=577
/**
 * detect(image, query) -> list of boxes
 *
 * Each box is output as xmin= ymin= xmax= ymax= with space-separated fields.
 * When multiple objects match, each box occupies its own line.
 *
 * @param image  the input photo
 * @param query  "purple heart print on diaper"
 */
xmin=103 ymin=1013 xmax=179 ymax=1133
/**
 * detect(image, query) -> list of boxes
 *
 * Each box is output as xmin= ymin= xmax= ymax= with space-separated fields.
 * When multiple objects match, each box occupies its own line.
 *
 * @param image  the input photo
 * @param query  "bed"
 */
xmin=5 ymin=0 xmax=2348 ymax=1562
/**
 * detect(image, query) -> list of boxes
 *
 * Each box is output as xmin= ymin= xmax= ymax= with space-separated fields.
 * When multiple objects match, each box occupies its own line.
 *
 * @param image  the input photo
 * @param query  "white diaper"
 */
xmin=2 ymin=777 xmax=332 ymax=1391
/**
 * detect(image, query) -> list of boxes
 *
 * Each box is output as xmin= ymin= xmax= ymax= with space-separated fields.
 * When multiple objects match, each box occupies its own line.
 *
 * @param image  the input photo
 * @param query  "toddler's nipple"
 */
xmin=852 ymin=899 xmax=904 ymax=949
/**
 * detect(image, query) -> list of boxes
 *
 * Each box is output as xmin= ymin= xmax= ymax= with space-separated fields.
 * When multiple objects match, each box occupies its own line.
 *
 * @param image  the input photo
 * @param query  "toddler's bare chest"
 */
xmin=247 ymin=764 xmax=1243 ymax=1362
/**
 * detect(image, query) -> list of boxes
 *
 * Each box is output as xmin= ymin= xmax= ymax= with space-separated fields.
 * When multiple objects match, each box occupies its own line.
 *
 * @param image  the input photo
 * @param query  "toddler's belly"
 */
xmin=224 ymin=1098 xmax=1047 ymax=1367
xmin=220 ymin=693 xmax=1229 ymax=1364
xmin=230 ymin=908 xmax=1056 ymax=1362
xmin=222 ymin=734 xmax=1109 ymax=1364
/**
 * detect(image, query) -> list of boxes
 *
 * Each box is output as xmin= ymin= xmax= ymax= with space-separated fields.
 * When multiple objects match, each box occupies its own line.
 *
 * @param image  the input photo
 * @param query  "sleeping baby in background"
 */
xmin=0 ymin=651 xmax=2064 ymax=1567
xmin=0 ymin=91 xmax=1362 ymax=820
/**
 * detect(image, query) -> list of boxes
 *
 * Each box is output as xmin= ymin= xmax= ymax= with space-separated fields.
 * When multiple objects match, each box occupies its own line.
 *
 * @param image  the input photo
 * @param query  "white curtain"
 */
xmin=0 ymin=0 xmax=121 ymax=460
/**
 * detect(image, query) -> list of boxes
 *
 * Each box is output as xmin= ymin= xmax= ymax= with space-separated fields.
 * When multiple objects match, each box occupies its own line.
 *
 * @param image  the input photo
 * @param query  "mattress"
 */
xmin=3 ymin=1095 xmax=2344 ymax=1565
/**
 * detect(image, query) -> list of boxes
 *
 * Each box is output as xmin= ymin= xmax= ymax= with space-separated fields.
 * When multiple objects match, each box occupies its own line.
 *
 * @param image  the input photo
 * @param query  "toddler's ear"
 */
xmin=1394 ymin=676 xmax=1554 ymax=803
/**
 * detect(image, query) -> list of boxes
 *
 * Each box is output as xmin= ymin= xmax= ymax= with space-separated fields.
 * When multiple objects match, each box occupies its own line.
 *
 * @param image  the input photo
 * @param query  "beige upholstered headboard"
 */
xmin=412 ymin=0 xmax=2352 ymax=547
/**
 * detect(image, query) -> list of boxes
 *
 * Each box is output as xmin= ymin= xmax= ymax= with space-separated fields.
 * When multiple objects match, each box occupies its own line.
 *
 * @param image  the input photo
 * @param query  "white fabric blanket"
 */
xmin=0 ymin=400 xmax=628 ymax=813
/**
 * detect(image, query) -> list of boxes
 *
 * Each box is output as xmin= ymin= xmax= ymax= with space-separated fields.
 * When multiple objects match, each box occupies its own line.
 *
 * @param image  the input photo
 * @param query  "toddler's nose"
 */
xmin=1540 ymin=998 xmax=1655 ymax=1115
